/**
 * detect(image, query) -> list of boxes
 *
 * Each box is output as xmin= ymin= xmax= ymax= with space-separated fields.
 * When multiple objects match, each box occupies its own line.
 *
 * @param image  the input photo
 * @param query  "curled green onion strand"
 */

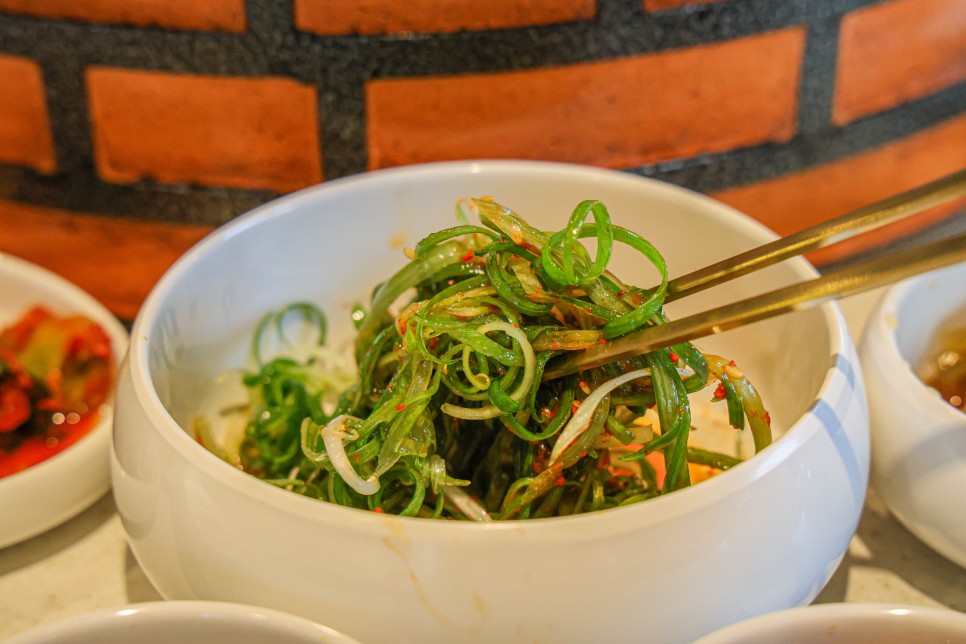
xmin=210 ymin=197 xmax=773 ymax=519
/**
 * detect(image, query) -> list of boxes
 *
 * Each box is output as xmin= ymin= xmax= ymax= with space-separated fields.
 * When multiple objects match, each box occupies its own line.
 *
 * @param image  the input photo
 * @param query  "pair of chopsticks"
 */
xmin=542 ymin=169 xmax=966 ymax=380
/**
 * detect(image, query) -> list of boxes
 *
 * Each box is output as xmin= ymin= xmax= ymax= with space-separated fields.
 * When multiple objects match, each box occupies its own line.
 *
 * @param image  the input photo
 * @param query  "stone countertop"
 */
xmin=2 ymin=289 xmax=964 ymax=639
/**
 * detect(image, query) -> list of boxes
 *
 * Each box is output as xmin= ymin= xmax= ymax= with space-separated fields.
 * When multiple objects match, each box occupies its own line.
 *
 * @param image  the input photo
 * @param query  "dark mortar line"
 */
xmin=0 ymin=166 xmax=272 ymax=226
xmin=1 ymin=1 xmax=807 ymax=79
xmin=0 ymin=0 xmax=961 ymax=224
xmin=0 ymin=0 xmax=854 ymax=183
xmin=796 ymin=9 xmax=841 ymax=136
xmin=37 ymin=55 xmax=94 ymax=176
xmin=635 ymin=82 xmax=966 ymax=193
xmin=2 ymin=79 xmax=963 ymax=227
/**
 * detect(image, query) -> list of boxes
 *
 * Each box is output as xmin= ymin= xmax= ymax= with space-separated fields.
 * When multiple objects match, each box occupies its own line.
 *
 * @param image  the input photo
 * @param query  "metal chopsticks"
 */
xmin=663 ymin=168 xmax=966 ymax=303
xmin=541 ymin=169 xmax=966 ymax=380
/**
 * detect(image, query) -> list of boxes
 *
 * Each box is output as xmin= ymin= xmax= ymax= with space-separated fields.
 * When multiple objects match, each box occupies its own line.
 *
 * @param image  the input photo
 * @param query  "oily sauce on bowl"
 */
xmin=918 ymin=323 xmax=966 ymax=413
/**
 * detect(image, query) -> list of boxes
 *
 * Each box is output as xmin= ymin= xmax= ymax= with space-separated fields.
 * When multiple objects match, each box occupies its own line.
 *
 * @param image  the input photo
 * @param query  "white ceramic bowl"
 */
xmin=0 ymin=255 xmax=128 ymax=548
xmin=112 ymin=161 xmax=869 ymax=643
xmin=6 ymin=601 xmax=358 ymax=643
xmin=859 ymin=262 xmax=966 ymax=568
xmin=694 ymin=602 xmax=966 ymax=643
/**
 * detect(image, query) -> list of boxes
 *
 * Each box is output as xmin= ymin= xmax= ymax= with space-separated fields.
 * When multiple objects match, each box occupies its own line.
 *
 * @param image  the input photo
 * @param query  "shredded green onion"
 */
xmin=208 ymin=197 xmax=773 ymax=520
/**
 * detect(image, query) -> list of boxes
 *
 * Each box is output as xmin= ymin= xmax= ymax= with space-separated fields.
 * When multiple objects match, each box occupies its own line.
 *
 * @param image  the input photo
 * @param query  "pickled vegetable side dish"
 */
xmin=0 ymin=306 xmax=115 ymax=478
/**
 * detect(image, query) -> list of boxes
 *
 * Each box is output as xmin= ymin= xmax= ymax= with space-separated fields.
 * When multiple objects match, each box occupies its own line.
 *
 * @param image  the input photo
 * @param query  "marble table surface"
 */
xmin=2 ymin=289 xmax=964 ymax=639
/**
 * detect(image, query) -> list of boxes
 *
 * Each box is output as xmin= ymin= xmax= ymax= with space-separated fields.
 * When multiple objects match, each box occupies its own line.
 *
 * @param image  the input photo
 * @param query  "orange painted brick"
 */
xmin=834 ymin=0 xmax=966 ymax=125
xmin=0 ymin=0 xmax=246 ymax=32
xmin=644 ymin=0 xmax=725 ymax=11
xmin=366 ymin=28 xmax=804 ymax=170
xmin=0 ymin=199 xmax=212 ymax=320
xmin=713 ymin=113 xmax=966 ymax=265
xmin=0 ymin=55 xmax=56 ymax=174
xmin=87 ymin=68 xmax=322 ymax=193
xmin=294 ymin=0 xmax=595 ymax=36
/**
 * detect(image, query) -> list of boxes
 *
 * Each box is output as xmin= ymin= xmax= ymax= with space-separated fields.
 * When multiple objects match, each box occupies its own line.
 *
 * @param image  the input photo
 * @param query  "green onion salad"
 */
xmin=195 ymin=197 xmax=772 ymax=521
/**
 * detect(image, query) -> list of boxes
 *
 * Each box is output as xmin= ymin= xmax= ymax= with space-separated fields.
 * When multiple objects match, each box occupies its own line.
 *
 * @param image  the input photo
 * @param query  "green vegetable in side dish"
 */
xmin=196 ymin=197 xmax=772 ymax=520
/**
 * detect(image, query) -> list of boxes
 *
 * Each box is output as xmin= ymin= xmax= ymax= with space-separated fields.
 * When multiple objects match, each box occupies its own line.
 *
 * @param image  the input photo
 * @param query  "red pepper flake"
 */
xmin=764 ymin=411 xmax=772 ymax=426
xmin=395 ymin=404 xmax=407 ymax=411
xmin=554 ymin=476 xmax=566 ymax=487
xmin=352 ymin=453 xmax=360 ymax=461
xmin=372 ymin=507 xmax=384 ymax=514
xmin=543 ymin=405 xmax=558 ymax=419
xmin=647 ymin=402 xmax=656 ymax=409
xmin=616 ymin=290 xmax=624 ymax=297
xmin=669 ymin=352 xmax=679 ymax=363
xmin=428 ymin=336 xmax=439 ymax=350
xmin=91 ymin=340 xmax=112 ymax=359
xmin=571 ymin=400 xmax=582 ymax=414
xmin=66 ymin=335 xmax=87 ymax=358
xmin=714 ymin=383 xmax=726 ymax=399
xmin=598 ymin=338 xmax=607 ymax=344
xmin=729 ymin=360 xmax=737 ymax=367
xmin=460 ymin=250 xmax=475 ymax=262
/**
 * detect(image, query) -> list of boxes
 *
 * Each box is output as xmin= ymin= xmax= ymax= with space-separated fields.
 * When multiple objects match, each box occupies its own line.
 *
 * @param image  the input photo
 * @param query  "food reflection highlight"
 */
xmin=194 ymin=197 xmax=772 ymax=520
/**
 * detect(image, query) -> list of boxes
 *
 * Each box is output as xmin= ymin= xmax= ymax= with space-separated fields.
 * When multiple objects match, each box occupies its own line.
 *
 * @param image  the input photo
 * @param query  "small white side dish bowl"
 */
xmin=6 ymin=601 xmax=358 ymax=643
xmin=694 ymin=602 xmax=966 ymax=643
xmin=0 ymin=255 xmax=128 ymax=549
xmin=112 ymin=161 xmax=869 ymax=643
xmin=859 ymin=262 xmax=966 ymax=568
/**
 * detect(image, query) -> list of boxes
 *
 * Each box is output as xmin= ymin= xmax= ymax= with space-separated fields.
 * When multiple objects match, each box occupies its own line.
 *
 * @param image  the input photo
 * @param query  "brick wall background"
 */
xmin=0 ymin=0 xmax=964 ymax=320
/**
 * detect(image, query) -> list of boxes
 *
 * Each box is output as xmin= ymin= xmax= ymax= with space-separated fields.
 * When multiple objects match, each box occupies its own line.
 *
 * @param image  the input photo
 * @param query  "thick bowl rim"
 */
xmin=694 ymin=602 xmax=966 ymax=642
xmin=0 ymin=254 xmax=129 ymax=547
xmin=125 ymin=160 xmax=851 ymax=533
xmin=865 ymin=263 xmax=965 ymax=425
xmin=6 ymin=600 xmax=358 ymax=643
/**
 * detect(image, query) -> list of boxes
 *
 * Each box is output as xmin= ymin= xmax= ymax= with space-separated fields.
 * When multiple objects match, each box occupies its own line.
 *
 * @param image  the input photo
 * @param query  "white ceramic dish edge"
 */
xmin=860 ymin=262 xmax=966 ymax=568
xmin=5 ymin=600 xmax=360 ymax=643
xmin=0 ymin=254 xmax=129 ymax=549
xmin=693 ymin=602 xmax=966 ymax=643
xmin=113 ymin=160 xmax=870 ymax=643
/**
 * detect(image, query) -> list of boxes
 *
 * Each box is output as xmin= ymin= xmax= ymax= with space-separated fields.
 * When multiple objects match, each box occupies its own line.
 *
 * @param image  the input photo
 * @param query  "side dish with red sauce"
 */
xmin=919 ymin=327 xmax=966 ymax=413
xmin=0 ymin=306 xmax=115 ymax=478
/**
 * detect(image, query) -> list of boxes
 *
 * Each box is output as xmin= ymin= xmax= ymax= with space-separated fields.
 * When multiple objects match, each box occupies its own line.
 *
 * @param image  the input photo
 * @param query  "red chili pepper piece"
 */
xmin=0 ymin=382 xmax=31 ymax=432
